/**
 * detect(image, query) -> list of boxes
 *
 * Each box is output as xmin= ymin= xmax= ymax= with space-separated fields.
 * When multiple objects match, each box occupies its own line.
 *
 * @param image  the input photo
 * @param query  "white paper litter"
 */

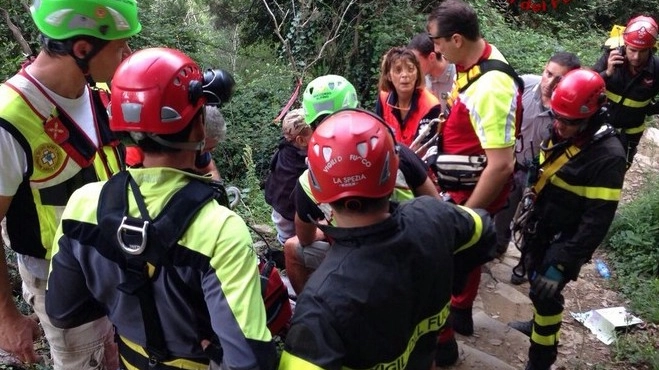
xmin=570 ymin=306 xmax=643 ymax=345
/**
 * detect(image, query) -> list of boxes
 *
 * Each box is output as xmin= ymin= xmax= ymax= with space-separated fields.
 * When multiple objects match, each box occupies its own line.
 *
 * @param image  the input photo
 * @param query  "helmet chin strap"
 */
xmin=146 ymin=133 xmax=205 ymax=151
xmin=70 ymin=38 xmax=109 ymax=86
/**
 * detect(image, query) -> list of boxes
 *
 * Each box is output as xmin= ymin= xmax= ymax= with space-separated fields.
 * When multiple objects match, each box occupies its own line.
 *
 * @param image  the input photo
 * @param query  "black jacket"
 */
xmin=593 ymin=51 xmax=659 ymax=129
xmin=279 ymin=197 xmax=496 ymax=369
xmin=524 ymin=125 xmax=626 ymax=280
xmin=264 ymin=138 xmax=308 ymax=220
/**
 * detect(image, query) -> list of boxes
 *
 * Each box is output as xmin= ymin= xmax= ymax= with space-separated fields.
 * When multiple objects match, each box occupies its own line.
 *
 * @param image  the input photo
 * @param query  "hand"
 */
xmin=0 ymin=311 xmax=41 ymax=364
xmin=531 ymin=265 xmax=564 ymax=300
xmin=605 ymin=49 xmax=625 ymax=76
xmin=103 ymin=337 xmax=119 ymax=370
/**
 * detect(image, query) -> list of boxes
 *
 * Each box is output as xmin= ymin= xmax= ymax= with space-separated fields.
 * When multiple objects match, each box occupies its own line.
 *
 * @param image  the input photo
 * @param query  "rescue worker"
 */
xmin=493 ymin=51 xmax=581 ymax=276
xmin=46 ymin=48 xmax=277 ymax=370
xmin=508 ymin=69 xmax=626 ymax=370
xmin=279 ymin=108 xmax=496 ymax=370
xmin=265 ymin=74 xmax=356 ymax=247
xmin=593 ymin=15 xmax=659 ymax=168
xmin=374 ymin=46 xmax=442 ymax=153
xmin=427 ymin=0 xmax=522 ymax=365
xmin=0 ymin=0 xmax=140 ymax=367
xmin=283 ymin=78 xmax=440 ymax=295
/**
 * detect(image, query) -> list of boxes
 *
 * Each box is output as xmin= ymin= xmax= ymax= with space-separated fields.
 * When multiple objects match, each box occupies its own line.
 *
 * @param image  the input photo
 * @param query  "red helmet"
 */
xmin=307 ymin=109 xmax=399 ymax=203
xmin=551 ymin=69 xmax=606 ymax=120
xmin=623 ymin=15 xmax=658 ymax=49
xmin=109 ymin=48 xmax=205 ymax=134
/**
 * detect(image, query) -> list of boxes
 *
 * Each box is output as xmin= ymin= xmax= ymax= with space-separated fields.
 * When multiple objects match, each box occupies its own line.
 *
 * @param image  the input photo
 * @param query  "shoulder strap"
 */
xmin=151 ymin=179 xmax=217 ymax=249
xmin=97 ymin=172 xmax=221 ymax=364
xmin=457 ymin=59 xmax=525 ymax=94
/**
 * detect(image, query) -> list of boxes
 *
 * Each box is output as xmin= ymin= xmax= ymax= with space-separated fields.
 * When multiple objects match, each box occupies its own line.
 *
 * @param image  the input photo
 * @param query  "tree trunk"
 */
xmin=0 ymin=7 xmax=33 ymax=56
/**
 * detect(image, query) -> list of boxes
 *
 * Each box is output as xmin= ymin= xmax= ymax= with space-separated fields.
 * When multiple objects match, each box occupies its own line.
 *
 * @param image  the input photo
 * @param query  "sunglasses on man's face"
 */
xmin=549 ymin=110 xmax=588 ymax=126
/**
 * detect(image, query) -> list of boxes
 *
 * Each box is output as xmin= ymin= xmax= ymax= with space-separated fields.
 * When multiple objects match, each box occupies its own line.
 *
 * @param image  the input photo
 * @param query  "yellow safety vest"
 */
xmin=0 ymin=73 xmax=122 ymax=259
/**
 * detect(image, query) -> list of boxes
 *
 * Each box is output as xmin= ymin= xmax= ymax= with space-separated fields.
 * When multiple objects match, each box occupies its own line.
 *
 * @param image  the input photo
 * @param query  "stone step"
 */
xmin=447 ymin=311 xmax=531 ymax=370
xmin=447 ymin=340 xmax=518 ymax=369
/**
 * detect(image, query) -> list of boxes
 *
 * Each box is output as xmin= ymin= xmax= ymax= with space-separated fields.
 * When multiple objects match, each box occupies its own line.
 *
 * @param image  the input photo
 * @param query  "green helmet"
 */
xmin=302 ymin=75 xmax=358 ymax=125
xmin=31 ymin=0 xmax=142 ymax=41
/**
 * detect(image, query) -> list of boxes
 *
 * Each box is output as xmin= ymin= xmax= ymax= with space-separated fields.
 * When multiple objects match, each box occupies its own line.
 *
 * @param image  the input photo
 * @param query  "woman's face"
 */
xmin=388 ymin=59 xmax=417 ymax=96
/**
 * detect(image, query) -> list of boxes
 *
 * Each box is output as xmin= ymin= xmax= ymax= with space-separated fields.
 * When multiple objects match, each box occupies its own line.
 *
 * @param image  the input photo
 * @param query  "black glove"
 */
xmin=531 ymin=265 xmax=564 ymax=300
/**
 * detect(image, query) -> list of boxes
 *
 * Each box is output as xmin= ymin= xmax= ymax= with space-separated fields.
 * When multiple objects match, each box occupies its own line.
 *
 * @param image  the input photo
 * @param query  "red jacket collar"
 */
xmin=456 ymin=41 xmax=492 ymax=72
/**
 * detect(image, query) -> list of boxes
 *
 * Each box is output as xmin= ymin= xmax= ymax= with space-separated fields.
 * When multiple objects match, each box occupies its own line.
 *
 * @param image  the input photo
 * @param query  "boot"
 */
xmin=524 ymin=363 xmax=550 ymax=370
xmin=508 ymin=319 xmax=533 ymax=337
xmin=527 ymin=342 xmax=557 ymax=370
xmin=496 ymin=243 xmax=508 ymax=256
xmin=435 ymin=336 xmax=459 ymax=367
xmin=510 ymin=272 xmax=527 ymax=285
xmin=449 ymin=306 xmax=474 ymax=336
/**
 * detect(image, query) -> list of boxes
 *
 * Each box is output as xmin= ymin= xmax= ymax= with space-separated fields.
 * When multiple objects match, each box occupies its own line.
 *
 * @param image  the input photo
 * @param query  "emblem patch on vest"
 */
xmin=34 ymin=143 xmax=63 ymax=172
xmin=44 ymin=115 xmax=69 ymax=144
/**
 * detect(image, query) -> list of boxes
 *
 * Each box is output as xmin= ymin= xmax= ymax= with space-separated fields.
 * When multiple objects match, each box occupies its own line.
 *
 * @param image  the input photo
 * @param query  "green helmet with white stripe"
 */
xmin=302 ymin=75 xmax=358 ymax=126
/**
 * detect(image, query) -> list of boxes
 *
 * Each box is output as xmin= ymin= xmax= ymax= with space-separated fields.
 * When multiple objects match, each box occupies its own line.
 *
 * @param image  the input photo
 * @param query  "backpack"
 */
xmin=97 ymin=171 xmax=291 ymax=365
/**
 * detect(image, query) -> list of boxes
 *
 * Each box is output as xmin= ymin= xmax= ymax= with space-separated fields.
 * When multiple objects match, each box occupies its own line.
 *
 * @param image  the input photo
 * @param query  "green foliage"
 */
xmin=0 ymin=43 xmax=26 ymax=83
xmin=475 ymin=0 xmax=604 ymax=73
xmin=232 ymin=145 xmax=273 ymax=227
xmin=603 ymin=173 xmax=659 ymax=322
xmin=214 ymin=59 xmax=293 ymax=185
xmin=130 ymin=0 xmax=219 ymax=66
xmin=611 ymin=327 xmax=659 ymax=369
xmin=342 ymin=1 xmax=426 ymax=108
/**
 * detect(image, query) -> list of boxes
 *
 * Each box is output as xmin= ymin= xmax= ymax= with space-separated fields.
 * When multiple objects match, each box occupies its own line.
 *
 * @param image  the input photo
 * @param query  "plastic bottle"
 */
xmin=594 ymin=259 xmax=611 ymax=279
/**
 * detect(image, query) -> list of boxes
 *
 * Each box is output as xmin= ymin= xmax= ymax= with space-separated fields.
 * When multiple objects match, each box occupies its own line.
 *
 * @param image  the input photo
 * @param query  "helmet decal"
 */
xmin=106 ymin=7 xmax=132 ymax=31
xmin=44 ymin=9 xmax=73 ymax=27
xmin=379 ymin=152 xmax=392 ymax=185
xmin=356 ymin=141 xmax=368 ymax=159
xmin=322 ymin=146 xmax=333 ymax=163
xmin=119 ymin=102 xmax=142 ymax=123
xmin=161 ymin=107 xmax=182 ymax=122
xmin=67 ymin=14 xmax=99 ymax=31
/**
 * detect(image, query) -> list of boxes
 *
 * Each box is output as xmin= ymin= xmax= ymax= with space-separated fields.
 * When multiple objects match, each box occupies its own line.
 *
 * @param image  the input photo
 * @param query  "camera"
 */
xmin=203 ymin=69 xmax=235 ymax=107
xmin=188 ymin=68 xmax=235 ymax=107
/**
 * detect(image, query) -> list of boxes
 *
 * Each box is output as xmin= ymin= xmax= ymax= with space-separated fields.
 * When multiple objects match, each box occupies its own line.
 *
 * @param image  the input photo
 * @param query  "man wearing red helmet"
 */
xmin=507 ymin=69 xmax=626 ymax=370
xmin=594 ymin=14 xmax=659 ymax=168
xmin=279 ymin=108 xmax=496 ymax=370
xmin=45 ymin=48 xmax=277 ymax=370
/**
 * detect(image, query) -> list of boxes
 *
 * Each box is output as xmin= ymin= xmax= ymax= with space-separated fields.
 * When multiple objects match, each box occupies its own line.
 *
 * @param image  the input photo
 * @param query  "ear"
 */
xmin=452 ymin=34 xmax=463 ymax=47
xmin=295 ymin=134 xmax=307 ymax=147
xmin=71 ymin=39 xmax=92 ymax=59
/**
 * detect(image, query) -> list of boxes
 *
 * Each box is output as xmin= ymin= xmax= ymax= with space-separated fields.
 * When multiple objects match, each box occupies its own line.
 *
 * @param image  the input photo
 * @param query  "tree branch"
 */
xmin=0 ymin=7 xmax=33 ymax=55
xmin=303 ymin=0 xmax=356 ymax=73
xmin=261 ymin=0 xmax=297 ymax=73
